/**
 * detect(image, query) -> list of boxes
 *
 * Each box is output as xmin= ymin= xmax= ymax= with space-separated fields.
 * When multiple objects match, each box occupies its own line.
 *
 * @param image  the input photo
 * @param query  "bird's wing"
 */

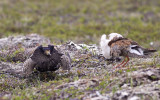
xmin=108 ymin=37 xmax=129 ymax=46
xmin=60 ymin=52 xmax=72 ymax=70
xmin=109 ymin=37 xmax=130 ymax=57
xmin=22 ymin=58 xmax=36 ymax=76
xmin=109 ymin=37 xmax=156 ymax=57
xmin=109 ymin=37 xmax=141 ymax=57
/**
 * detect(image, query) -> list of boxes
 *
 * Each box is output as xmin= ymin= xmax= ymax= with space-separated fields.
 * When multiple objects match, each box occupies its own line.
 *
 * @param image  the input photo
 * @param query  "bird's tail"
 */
xmin=144 ymin=49 xmax=157 ymax=55
xmin=129 ymin=45 xmax=157 ymax=57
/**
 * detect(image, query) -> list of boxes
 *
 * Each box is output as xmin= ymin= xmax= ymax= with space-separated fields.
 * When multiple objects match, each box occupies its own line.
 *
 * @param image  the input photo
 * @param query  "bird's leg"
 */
xmin=114 ymin=57 xmax=126 ymax=68
xmin=121 ymin=56 xmax=130 ymax=67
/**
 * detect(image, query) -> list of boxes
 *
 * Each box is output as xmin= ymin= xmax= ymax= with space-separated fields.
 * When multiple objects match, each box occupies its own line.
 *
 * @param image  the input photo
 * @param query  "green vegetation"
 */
xmin=0 ymin=0 xmax=159 ymax=45
xmin=0 ymin=0 xmax=160 ymax=99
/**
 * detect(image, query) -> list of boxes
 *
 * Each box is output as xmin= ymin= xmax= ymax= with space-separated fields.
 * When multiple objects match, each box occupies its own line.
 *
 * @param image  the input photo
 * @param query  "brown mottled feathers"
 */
xmin=108 ymin=37 xmax=156 ymax=58
xmin=60 ymin=52 xmax=72 ymax=70
xmin=108 ymin=37 xmax=140 ymax=57
xmin=22 ymin=58 xmax=36 ymax=76
xmin=108 ymin=37 xmax=138 ymax=47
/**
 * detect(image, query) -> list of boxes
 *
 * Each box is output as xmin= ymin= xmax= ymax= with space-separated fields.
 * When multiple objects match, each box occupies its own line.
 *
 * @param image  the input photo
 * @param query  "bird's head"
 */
xmin=43 ymin=47 xmax=52 ymax=56
xmin=38 ymin=45 xmax=63 ymax=57
xmin=108 ymin=33 xmax=123 ymax=40
xmin=38 ymin=45 xmax=55 ymax=56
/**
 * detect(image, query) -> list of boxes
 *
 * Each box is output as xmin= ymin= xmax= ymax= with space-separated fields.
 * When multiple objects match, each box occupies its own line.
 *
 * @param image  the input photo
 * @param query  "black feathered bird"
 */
xmin=22 ymin=45 xmax=71 ymax=76
xmin=31 ymin=45 xmax=63 ymax=72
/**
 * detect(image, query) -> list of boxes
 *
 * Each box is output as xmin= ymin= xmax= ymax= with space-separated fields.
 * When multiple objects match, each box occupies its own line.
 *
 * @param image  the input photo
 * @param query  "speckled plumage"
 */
xmin=100 ymin=33 xmax=157 ymax=68
xmin=22 ymin=58 xmax=36 ymax=76
xmin=60 ymin=52 xmax=72 ymax=70
xmin=108 ymin=36 xmax=156 ymax=58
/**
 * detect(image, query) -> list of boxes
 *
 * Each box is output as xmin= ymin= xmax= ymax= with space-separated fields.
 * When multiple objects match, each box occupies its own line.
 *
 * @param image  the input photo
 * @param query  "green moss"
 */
xmin=0 ymin=56 xmax=7 ymax=62
xmin=126 ymin=67 xmax=137 ymax=72
xmin=150 ymin=75 xmax=158 ymax=80
xmin=112 ymin=86 xmax=118 ymax=94
xmin=12 ymin=48 xmax=25 ymax=57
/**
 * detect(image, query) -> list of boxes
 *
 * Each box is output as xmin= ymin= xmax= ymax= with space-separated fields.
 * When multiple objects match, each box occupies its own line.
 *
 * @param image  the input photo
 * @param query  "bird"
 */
xmin=22 ymin=45 xmax=71 ymax=76
xmin=100 ymin=33 xmax=157 ymax=68
xmin=100 ymin=34 xmax=121 ymax=62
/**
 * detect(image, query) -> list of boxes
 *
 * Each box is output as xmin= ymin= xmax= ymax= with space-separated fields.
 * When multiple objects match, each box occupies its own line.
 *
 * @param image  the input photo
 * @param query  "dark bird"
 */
xmin=22 ymin=45 xmax=71 ymax=76
xmin=100 ymin=33 xmax=157 ymax=68
xmin=31 ymin=45 xmax=63 ymax=72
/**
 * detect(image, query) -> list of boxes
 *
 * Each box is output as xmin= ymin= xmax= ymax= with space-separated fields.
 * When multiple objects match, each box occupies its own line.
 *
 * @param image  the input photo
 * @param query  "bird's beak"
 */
xmin=45 ymin=50 xmax=51 ymax=56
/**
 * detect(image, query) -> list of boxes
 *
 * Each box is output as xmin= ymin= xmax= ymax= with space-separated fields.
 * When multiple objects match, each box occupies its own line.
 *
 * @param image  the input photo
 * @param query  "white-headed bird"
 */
xmin=100 ymin=33 xmax=157 ymax=68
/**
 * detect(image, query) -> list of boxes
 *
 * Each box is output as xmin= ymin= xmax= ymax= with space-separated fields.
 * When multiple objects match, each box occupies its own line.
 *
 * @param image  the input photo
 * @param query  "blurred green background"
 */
xmin=0 ymin=0 xmax=160 ymax=46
